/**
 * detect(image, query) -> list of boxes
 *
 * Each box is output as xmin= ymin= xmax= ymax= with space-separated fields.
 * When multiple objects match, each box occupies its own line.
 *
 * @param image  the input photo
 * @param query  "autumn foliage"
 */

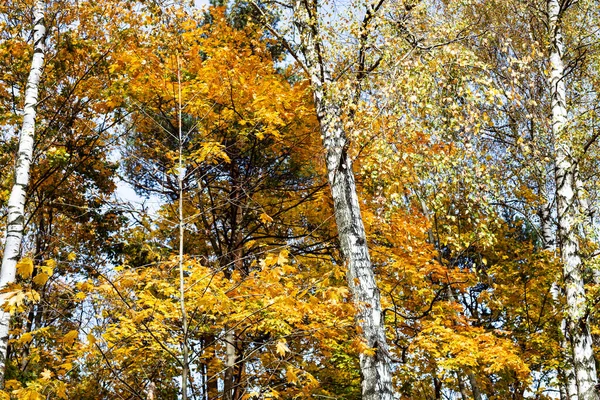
xmin=1 ymin=0 xmax=600 ymax=399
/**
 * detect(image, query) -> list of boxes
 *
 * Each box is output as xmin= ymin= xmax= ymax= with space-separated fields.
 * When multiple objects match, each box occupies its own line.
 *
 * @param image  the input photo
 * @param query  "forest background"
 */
xmin=1 ymin=0 xmax=600 ymax=399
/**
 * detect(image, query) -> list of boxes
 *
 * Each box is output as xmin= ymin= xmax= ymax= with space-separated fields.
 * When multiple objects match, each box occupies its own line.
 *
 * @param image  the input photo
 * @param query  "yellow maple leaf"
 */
xmin=40 ymin=369 xmax=52 ymax=380
xmin=4 ymin=290 xmax=26 ymax=312
xmin=277 ymin=249 xmax=289 ymax=266
xmin=41 ymin=260 xmax=55 ymax=276
xmin=16 ymin=258 xmax=34 ymax=279
xmin=18 ymin=332 xmax=33 ymax=344
xmin=275 ymin=340 xmax=289 ymax=356
xmin=285 ymin=367 xmax=298 ymax=384
xmin=32 ymin=273 xmax=49 ymax=286
xmin=55 ymin=382 xmax=67 ymax=399
xmin=4 ymin=380 xmax=20 ymax=390
xmin=259 ymin=212 xmax=273 ymax=224
xmin=61 ymin=330 xmax=79 ymax=346
xmin=58 ymin=362 xmax=73 ymax=374
xmin=87 ymin=333 xmax=96 ymax=347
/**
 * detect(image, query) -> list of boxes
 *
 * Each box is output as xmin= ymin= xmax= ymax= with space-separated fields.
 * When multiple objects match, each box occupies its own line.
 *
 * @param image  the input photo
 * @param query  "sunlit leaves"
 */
xmin=16 ymin=259 xmax=33 ymax=279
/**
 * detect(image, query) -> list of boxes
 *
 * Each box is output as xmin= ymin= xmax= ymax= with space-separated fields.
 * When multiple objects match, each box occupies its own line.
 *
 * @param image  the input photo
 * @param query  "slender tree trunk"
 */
xmin=468 ymin=373 xmax=483 ymax=400
xmin=224 ymin=329 xmax=236 ymax=400
xmin=146 ymin=382 xmax=156 ymax=400
xmin=290 ymin=2 xmax=393 ymax=396
xmin=224 ymin=153 xmax=244 ymax=400
xmin=456 ymin=373 xmax=469 ymax=400
xmin=541 ymin=204 xmax=578 ymax=400
xmin=176 ymin=55 xmax=190 ymax=400
xmin=313 ymin=79 xmax=393 ymax=400
xmin=539 ymin=204 xmax=555 ymax=250
xmin=306 ymin=47 xmax=394 ymax=400
xmin=562 ymin=318 xmax=579 ymax=400
xmin=0 ymin=0 xmax=46 ymax=386
xmin=574 ymin=174 xmax=600 ymax=284
xmin=433 ymin=374 xmax=442 ymax=400
xmin=548 ymin=1 xmax=598 ymax=398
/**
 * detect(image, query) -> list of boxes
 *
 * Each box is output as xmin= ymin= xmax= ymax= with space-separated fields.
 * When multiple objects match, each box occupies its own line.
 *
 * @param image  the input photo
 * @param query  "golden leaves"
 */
xmin=40 ymin=370 xmax=52 ymax=381
xmin=275 ymin=340 xmax=289 ymax=356
xmin=17 ymin=258 xmax=34 ymax=279
xmin=32 ymin=273 xmax=49 ymax=286
xmin=61 ymin=330 xmax=79 ymax=347
xmin=17 ymin=332 xmax=34 ymax=345
xmin=16 ymin=258 xmax=55 ymax=285
xmin=189 ymin=142 xmax=231 ymax=165
xmin=259 ymin=212 xmax=274 ymax=224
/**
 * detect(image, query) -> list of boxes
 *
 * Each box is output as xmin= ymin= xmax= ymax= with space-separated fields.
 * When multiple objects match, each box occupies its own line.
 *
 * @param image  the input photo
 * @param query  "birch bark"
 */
xmin=548 ymin=0 xmax=598 ymax=398
xmin=291 ymin=1 xmax=394 ymax=398
xmin=540 ymin=202 xmax=578 ymax=400
xmin=0 ymin=0 xmax=46 ymax=385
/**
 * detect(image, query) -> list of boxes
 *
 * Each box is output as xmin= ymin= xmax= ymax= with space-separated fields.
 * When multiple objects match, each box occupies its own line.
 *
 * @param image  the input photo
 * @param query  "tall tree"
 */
xmin=0 ymin=0 xmax=46 ymax=385
xmin=249 ymin=0 xmax=396 ymax=397
xmin=548 ymin=0 xmax=598 ymax=398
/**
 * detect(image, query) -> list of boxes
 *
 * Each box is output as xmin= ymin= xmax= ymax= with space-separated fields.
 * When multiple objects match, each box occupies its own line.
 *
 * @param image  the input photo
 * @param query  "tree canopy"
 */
xmin=1 ymin=0 xmax=600 ymax=399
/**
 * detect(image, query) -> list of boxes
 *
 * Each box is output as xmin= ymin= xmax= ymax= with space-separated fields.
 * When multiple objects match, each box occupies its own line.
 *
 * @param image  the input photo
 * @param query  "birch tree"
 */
xmin=295 ymin=29 xmax=394 ymax=400
xmin=250 ymin=0 xmax=395 ymax=398
xmin=0 ymin=0 xmax=46 ymax=384
xmin=548 ymin=0 xmax=598 ymax=398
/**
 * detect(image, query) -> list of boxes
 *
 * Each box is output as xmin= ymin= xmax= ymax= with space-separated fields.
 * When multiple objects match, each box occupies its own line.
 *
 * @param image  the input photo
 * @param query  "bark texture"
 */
xmin=468 ymin=373 xmax=482 ymax=400
xmin=548 ymin=0 xmax=598 ymax=398
xmin=541 ymin=205 xmax=577 ymax=400
xmin=317 ymin=94 xmax=393 ymax=400
xmin=0 ymin=0 xmax=46 ymax=385
xmin=291 ymin=1 xmax=394 ymax=398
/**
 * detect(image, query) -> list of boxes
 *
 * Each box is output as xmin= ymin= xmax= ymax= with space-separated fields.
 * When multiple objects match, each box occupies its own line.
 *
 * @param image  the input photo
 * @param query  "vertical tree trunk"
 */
xmin=289 ymin=2 xmax=393 ymax=397
xmin=541 ymin=204 xmax=578 ymax=400
xmin=574 ymin=174 xmax=600 ymax=284
xmin=548 ymin=1 xmax=598 ymax=398
xmin=146 ymin=382 xmax=156 ymax=400
xmin=456 ymin=373 xmax=469 ymax=400
xmin=539 ymin=204 xmax=555 ymax=250
xmin=433 ymin=374 xmax=442 ymax=399
xmin=224 ymin=153 xmax=244 ymax=400
xmin=468 ymin=373 xmax=483 ymax=400
xmin=299 ymin=35 xmax=394 ymax=400
xmin=316 ymin=86 xmax=394 ymax=400
xmin=0 ymin=0 xmax=46 ymax=386
xmin=176 ymin=55 xmax=190 ymax=400
xmin=224 ymin=329 xmax=236 ymax=400
xmin=252 ymin=0 xmax=393 ymax=395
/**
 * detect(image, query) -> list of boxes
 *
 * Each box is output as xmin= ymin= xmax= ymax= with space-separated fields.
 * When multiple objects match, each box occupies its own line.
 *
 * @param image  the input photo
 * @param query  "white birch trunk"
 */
xmin=224 ymin=329 xmax=236 ymax=400
xmin=317 ymin=93 xmax=393 ymax=400
xmin=542 ymin=205 xmax=578 ymax=400
xmin=548 ymin=1 xmax=599 ymax=398
xmin=0 ymin=1 xmax=46 ymax=385
xmin=176 ymin=56 xmax=190 ymax=400
xmin=540 ymin=204 xmax=555 ymax=250
xmin=292 ymin=5 xmax=393 ymax=397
